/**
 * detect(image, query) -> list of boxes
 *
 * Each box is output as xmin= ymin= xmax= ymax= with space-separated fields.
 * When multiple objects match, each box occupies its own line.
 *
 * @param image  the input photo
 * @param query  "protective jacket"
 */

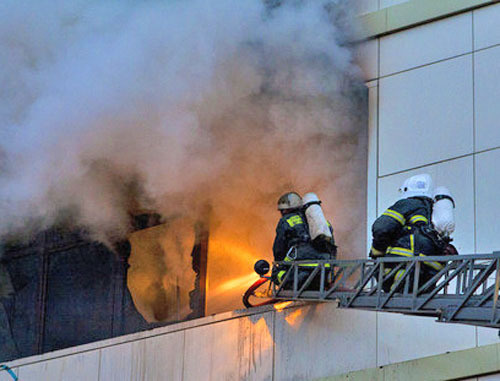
xmin=371 ymin=196 xmax=444 ymax=271
xmin=272 ymin=211 xmax=336 ymax=284
xmin=273 ymin=211 xmax=336 ymax=261
xmin=273 ymin=211 xmax=310 ymax=262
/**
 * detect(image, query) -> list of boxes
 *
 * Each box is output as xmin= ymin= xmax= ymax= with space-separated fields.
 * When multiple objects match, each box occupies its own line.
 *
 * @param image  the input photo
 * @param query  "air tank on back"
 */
xmin=432 ymin=186 xmax=455 ymax=238
xmin=302 ymin=192 xmax=333 ymax=247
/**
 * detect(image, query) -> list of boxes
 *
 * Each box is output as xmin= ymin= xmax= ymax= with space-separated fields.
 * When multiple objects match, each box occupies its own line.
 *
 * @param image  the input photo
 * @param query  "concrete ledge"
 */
xmin=2 ymin=301 xmax=308 ymax=369
xmin=358 ymin=0 xmax=500 ymax=40
xmin=318 ymin=341 xmax=500 ymax=381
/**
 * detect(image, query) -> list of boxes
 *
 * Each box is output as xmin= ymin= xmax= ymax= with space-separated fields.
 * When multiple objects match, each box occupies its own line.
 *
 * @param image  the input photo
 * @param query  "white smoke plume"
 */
xmin=0 ymin=0 xmax=366 ymax=268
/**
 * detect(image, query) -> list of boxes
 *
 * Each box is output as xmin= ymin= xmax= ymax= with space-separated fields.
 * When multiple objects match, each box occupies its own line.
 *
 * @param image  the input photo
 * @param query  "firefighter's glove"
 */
xmin=369 ymin=246 xmax=384 ymax=259
xmin=443 ymin=243 xmax=458 ymax=256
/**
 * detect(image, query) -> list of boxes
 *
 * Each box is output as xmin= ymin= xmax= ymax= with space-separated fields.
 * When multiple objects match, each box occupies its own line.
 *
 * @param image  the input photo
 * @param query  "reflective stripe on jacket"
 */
xmin=371 ymin=197 xmax=443 ymax=270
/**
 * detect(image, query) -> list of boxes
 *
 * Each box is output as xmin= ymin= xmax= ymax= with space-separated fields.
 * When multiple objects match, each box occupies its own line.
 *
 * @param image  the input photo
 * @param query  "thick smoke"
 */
xmin=0 ymin=0 xmax=366 ymax=272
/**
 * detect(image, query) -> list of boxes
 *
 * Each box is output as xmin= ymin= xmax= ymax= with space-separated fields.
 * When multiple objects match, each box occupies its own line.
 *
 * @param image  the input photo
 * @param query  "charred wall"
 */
xmin=0 ymin=224 xmax=207 ymax=363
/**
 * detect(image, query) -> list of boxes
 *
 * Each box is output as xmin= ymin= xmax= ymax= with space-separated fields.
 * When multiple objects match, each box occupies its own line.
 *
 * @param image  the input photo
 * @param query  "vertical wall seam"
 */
xmin=97 ymin=348 xmax=102 ymax=381
xmin=376 ymin=38 xmax=381 ymax=218
xmin=375 ymin=34 xmax=381 ymax=367
xmin=471 ymin=9 xmax=479 ymax=348
xmin=181 ymin=330 xmax=186 ymax=381
xmin=271 ymin=310 xmax=276 ymax=381
xmin=471 ymin=7 xmax=477 ymax=256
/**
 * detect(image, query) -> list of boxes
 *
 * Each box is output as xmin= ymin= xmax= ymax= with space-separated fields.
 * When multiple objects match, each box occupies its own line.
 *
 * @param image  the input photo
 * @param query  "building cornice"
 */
xmin=358 ymin=0 xmax=500 ymax=40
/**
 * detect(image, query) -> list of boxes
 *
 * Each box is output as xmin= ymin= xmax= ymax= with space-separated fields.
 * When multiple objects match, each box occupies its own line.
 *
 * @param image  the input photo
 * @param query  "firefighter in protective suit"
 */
xmin=272 ymin=192 xmax=336 ymax=288
xmin=370 ymin=174 xmax=446 ymax=292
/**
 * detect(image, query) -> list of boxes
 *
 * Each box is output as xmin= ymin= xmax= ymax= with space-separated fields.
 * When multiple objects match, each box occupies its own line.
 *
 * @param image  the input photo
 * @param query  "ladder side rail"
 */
xmin=490 ymin=255 xmax=500 ymax=323
xmin=274 ymin=262 xmax=295 ymax=297
xmin=415 ymin=259 xmax=471 ymax=310
xmin=446 ymin=259 xmax=496 ymax=321
xmin=475 ymin=284 xmax=496 ymax=307
xmin=323 ymin=263 xmax=362 ymax=298
xmin=345 ymin=262 xmax=380 ymax=308
xmin=403 ymin=263 xmax=412 ymax=295
xmin=373 ymin=253 xmax=500 ymax=263
xmin=272 ymin=252 xmax=500 ymax=298
xmin=443 ymin=266 xmax=449 ymax=295
xmin=345 ymin=262 xmax=370 ymax=290
xmin=417 ymin=261 xmax=454 ymax=295
xmin=466 ymin=259 xmax=475 ymax=292
xmin=462 ymin=257 xmax=494 ymax=298
xmin=376 ymin=262 xmax=385 ymax=309
xmin=356 ymin=262 xmax=366 ymax=289
xmin=319 ymin=263 xmax=326 ymax=298
xmin=296 ymin=265 xmax=321 ymax=298
xmin=379 ymin=262 xmax=415 ymax=309
xmin=456 ymin=268 xmax=461 ymax=295
xmin=412 ymin=261 xmax=421 ymax=311
xmin=326 ymin=253 xmax=500 ymax=264
xmin=367 ymin=263 xmax=405 ymax=296
xmin=328 ymin=266 xmax=345 ymax=295
xmin=342 ymin=262 xmax=366 ymax=289
xmin=293 ymin=264 xmax=299 ymax=296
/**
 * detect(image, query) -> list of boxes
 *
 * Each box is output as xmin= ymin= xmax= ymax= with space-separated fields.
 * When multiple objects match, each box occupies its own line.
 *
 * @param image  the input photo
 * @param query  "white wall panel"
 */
xmin=475 ymin=150 xmax=500 ymax=254
xmin=183 ymin=311 xmax=273 ymax=381
xmin=475 ymin=46 xmax=500 ymax=151
xmin=143 ymin=334 xmax=184 ymax=381
xmin=356 ymin=39 xmax=379 ymax=81
xmin=377 ymin=312 xmax=475 ymax=366
xmin=377 ymin=157 xmax=475 ymax=254
xmin=367 ymin=84 xmax=379 ymax=252
xmin=17 ymin=351 xmax=99 ymax=381
xmin=100 ymin=341 xmax=145 ymax=381
xmin=99 ymin=332 xmax=184 ymax=381
xmin=274 ymin=304 xmax=376 ymax=380
xmin=380 ymin=13 xmax=472 ymax=76
xmin=474 ymin=3 xmax=500 ymax=50
xmin=354 ymin=0 xmax=378 ymax=15
xmin=379 ymin=55 xmax=473 ymax=176
xmin=477 ymin=326 xmax=500 ymax=347
xmin=380 ymin=0 xmax=409 ymax=9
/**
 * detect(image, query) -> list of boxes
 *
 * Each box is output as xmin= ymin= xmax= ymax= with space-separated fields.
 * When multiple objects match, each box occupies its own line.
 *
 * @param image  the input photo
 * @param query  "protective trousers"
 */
xmin=276 ymin=244 xmax=331 ymax=290
xmin=381 ymin=231 xmax=443 ymax=292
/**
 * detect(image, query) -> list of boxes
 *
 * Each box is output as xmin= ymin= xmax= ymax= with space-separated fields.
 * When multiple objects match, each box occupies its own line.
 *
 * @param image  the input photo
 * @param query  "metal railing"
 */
xmin=272 ymin=252 xmax=500 ymax=328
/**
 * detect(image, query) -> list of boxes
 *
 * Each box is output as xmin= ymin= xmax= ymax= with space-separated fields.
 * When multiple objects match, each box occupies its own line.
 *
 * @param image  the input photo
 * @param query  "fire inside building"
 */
xmin=0 ymin=215 xmax=208 ymax=362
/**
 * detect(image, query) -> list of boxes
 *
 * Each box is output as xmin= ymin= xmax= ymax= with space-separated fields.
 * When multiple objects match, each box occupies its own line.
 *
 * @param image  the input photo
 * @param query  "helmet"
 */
xmin=398 ymin=174 xmax=434 ymax=199
xmin=277 ymin=192 xmax=302 ymax=211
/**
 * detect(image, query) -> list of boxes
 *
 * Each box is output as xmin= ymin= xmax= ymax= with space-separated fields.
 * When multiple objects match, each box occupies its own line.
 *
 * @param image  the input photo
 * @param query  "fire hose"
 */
xmin=0 ymin=364 xmax=17 ymax=381
xmin=242 ymin=277 xmax=278 ymax=308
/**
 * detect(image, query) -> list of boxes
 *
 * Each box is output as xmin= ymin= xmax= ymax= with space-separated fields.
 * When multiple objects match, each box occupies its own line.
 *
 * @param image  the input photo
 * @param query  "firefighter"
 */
xmin=272 ymin=192 xmax=336 ymax=288
xmin=369 ymin=174 xmax=447 ymax=292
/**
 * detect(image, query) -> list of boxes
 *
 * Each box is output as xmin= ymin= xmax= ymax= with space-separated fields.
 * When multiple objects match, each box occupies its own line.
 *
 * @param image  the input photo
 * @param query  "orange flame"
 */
xmin=285 ymin=308 xmax=304 ymax=326
xmin=273 ymin=301 xmax=293 ymax=311
xmin=206 ymin=231 xmax=272 ymax=314
xmin=212 ymin=272 xmax=258 ymax=295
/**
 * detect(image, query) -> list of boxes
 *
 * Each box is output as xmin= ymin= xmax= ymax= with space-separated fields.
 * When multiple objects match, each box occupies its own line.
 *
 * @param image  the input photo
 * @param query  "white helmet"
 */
xmin=399 ymin=174 xmax=434 ymax=199
xmin=277 ymin=192 xmax=302 ymax=211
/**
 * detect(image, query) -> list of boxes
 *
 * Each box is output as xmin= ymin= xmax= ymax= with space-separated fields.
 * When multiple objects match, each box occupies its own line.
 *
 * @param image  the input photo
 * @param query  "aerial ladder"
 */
xmin=243 ymin=252 xmax=500 ymax=329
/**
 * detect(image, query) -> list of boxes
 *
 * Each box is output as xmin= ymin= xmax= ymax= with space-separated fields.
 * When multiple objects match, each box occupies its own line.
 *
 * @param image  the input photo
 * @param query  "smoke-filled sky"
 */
xmin=0 ymin=0 xmax=366 ymax=270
